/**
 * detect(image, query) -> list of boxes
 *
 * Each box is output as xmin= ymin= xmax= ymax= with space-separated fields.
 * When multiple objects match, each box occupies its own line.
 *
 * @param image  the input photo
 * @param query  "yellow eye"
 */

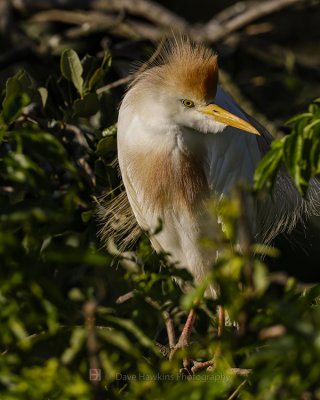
xmin=182 ymin=99 xmax=194 ymax=108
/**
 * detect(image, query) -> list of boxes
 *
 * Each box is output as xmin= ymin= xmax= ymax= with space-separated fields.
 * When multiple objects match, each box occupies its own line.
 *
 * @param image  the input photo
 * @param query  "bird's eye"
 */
xmin=182 ymin=99 xmax=194 ymax=108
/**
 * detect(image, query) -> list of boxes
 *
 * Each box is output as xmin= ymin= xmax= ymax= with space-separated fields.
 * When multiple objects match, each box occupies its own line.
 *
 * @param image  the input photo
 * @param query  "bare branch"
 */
xmin=192 ymin=0 xmax=310 ymax=43
xmin=94 ymin=0 xmax=189 ymax=31
xmin=12 ymin=0 xmax=313 ymax=47
xmin=31 ymin=9 xmax=113 ymax=25
xmin=162 ymin=310 xmax=176 ymax=350
xmin=13 ymin=0 xmax=189 ymax=31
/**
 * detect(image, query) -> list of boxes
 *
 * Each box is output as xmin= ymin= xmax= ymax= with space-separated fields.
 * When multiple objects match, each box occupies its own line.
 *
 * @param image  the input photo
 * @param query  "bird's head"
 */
xmin=126 ymin=39 xmax=259 ymax=137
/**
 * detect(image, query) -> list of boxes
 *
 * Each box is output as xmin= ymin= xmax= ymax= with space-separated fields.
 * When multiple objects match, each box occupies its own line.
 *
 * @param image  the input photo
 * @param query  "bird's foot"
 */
xmin=169 ymin=308 xmax=196 ymax=361
xmin=179 ymin=359 xmax=215 ymax=376
xmin=167 ymin=305 xmax=225 ymax=375
xmin=168 ymin=308 xmax=215 ymax=375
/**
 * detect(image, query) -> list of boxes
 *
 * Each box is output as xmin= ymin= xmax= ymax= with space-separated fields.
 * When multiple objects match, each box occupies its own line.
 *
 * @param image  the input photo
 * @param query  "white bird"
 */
xmin=101 ymin=38 xmax=320 ymax=371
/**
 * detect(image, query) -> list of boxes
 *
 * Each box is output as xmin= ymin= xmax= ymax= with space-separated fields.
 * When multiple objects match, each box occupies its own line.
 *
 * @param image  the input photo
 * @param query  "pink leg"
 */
xmin=168 ymin=305 xmax=226 ymax=375
xmin=169 ymin=308 xmax=196 ymax=360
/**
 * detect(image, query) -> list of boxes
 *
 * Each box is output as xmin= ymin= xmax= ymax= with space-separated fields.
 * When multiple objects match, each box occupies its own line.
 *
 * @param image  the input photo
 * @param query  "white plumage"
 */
xmin=117 ymin=86 xmax=258 ymax=281
xmin=102 ymin=39 xmax=320 ymax=287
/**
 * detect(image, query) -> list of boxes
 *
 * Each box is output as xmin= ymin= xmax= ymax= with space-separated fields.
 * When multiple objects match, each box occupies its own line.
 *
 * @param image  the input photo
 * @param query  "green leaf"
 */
xmin=283 ymin=134 xmax=302 ymax=178
xmin=304 ymin=119 xmax=320 ymax=136
xmin=253 ymin=142 xmax=283 ymax=192
xmin=38 ymin=87 xmax=48 ymax=108
xmin=181 ymin=275 xmax=211 ymax=310
xmin=81 ymin=54 xmax=99 ymax=87
xmin=81 ymin=209 xmax=94 ymax=223
xmin=251 ymin=243 xmax=280 ymax=258
xmin=96 ymin=136 xmax=117 ymax=155
xmin=3 ymin=71 xmax=31 ymax=101
xmin=310 ymin=135 xmax=320 ymax=173
xmin=283 ymin=134 xmax=309 ymax=195
xmin=309 ymin=103 xmax=319 ymax=114
xmin=286 ymin=113 xmax=311 ymax=125
xmin=98 ymin=328 xmax=141 ymax=358
xmin=253 ymin=259 xmax=269 ymax=295
xmin=72 ymin=93 xmax=99 ymax=117
xmin=102 ymin=123 xmax=117 ymax=137
xmin=61 ymin=327 xmax=87 ymax=364
xmin=2 ymin=93 xmax=30 ymax=124
xmin=88 ymin=53 xmax=112 ymax=91
xmin=60 ymin=48 xmax=84 ymax=98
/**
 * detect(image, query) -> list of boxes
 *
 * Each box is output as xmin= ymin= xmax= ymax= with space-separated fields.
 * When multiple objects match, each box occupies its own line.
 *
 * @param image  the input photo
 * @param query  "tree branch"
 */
xmin=192 ymin=0 xmax=310 ymax=43
xmin=13 ymin=0 xmax=314 ymax=47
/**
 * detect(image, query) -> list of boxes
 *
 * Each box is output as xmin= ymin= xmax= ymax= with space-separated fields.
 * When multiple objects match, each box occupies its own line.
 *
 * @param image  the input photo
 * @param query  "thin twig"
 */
xmin=83 ymin=302 xmax=99 ymax=358
xmin=227 ymin=379 xmax=248 ymax=400
xmin=162 ymin=310 xmax=176 ymax=349
xmin=259 ymin=324 xmax=286 ymax=340
xmin=83 ymin=300 xmax=100 ymax=387
xmin=229 ymin=368 xmax=252 ymax=377
xmin=116 ymin=290 xmax=136 ymax=304
xmin=96 ymin=37 xmax=165 ymax=94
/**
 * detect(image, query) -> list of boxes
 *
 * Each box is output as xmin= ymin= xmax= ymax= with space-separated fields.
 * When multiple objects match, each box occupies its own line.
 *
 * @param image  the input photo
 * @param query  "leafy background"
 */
xmin=1 ymin=1 xmax=320 ymax=399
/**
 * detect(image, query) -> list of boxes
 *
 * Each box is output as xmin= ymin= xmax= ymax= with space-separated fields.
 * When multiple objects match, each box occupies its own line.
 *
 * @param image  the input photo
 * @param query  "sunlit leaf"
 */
xmin=102 ymin=123 xmax=117 ymax=137
xmin=253 ymin=142 xmax=283 ymax=192
xmin=104 ymin=315 xmax=159 ymax=354
xmin=61 ymin=327 xmax=87 ymax=364
xmin=60 ymin=49 xmax=84 ymax=98
xmin=88 ymin=53 xmax=112 ymax=91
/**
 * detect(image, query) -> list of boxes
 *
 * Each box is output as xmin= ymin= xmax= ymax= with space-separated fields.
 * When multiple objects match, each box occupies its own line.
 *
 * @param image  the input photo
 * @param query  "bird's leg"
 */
xmin=169 ymin=308 xmax=196 ymax=374
xmin=169 ymin=308 xmax=214 ymax=375
xmin=168 ymin=304 xmax=226 ymax=375
xmin=190 ymin=305 xmax=225 ymax=374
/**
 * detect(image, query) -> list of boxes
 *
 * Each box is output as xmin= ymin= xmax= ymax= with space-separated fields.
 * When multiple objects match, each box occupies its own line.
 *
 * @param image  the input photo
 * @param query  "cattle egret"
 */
xmin=102 ymin=38 xmax=320 ymax=372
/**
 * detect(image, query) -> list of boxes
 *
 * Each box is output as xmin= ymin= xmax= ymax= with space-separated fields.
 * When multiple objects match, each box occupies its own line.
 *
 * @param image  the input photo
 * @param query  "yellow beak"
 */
xmin=197 ymin=104 xmax=260 ymax=135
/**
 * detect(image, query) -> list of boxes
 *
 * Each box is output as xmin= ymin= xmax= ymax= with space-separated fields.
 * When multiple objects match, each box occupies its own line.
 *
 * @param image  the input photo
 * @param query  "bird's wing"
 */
xmin=220 ymin=88 xmax=320 ymax=243
xmin=211 ymin=87 xmax=306 ymax=244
